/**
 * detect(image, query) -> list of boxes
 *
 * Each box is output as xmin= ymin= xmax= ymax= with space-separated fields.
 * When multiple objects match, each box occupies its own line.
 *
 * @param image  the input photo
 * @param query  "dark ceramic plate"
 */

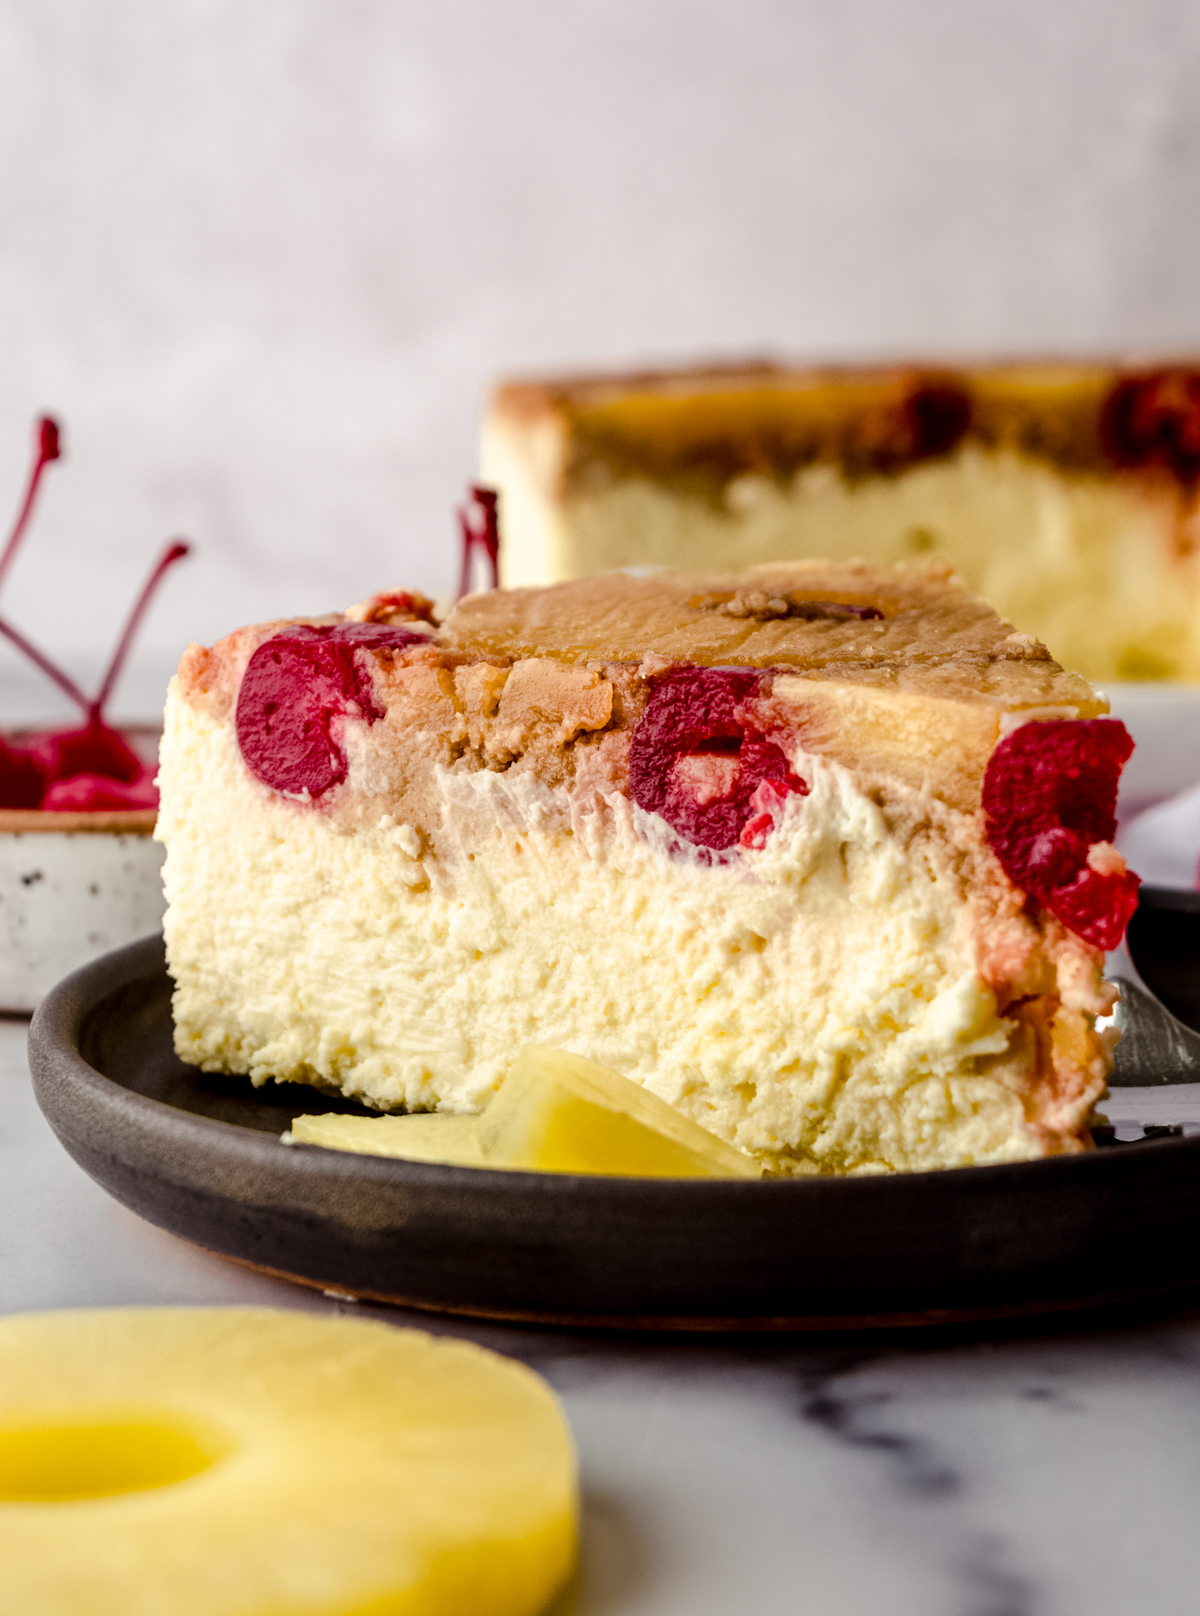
xmin=27 ymin=934 xmax=1200 ymax=1332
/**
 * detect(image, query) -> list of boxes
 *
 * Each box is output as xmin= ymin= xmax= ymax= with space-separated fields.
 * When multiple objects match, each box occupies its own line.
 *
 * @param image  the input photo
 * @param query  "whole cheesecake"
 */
xmin=483 ymin=359 xmax=1200 ymax=683
xmin=156 ymin=564 xmax=1136 ymax=1176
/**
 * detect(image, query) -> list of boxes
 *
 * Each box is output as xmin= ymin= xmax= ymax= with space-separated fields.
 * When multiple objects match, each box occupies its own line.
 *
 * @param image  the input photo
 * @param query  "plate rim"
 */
xmin=30 ymin=933 xmax=1200 ymax=1202
xmin=27 ymin=935 xmax=1200 ymax=1331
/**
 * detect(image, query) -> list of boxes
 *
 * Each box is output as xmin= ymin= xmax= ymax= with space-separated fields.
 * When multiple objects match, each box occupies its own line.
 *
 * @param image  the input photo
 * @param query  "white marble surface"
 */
xmin=6 ymin=1016 xmax=1200 ymax=1614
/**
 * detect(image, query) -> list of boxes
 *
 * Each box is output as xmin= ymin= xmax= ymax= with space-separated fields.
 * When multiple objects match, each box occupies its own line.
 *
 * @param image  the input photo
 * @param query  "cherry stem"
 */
xmin=0 ymin=417 xmax=190 ymax=727
xmin=0 ymin=615 xmax=90 ymax=713
xmin=90 ymin=539 xmax=191 ymax=722
xmin=457 ymin=484 xmax=500 ymax=598
xmin=0 ymin=416 xmax=61 ymax=599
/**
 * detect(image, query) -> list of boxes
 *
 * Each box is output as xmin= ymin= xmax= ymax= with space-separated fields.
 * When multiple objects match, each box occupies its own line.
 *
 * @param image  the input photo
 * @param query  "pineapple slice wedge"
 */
xmin=479 ymin=1046 xmax=761 ymax=1179
xmin=291 ymin=1050 xmax=760 ymax=1179
xmin=289 ymin=1111 xmax=488 ymax=1166
xmin=0 ymin=1307 xmax=576 ymax=1616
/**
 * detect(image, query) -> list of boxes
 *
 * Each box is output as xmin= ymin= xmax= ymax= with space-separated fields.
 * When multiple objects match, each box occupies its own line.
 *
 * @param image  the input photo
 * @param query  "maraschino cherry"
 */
xmin=0 ymin=416 xmax=191 ymax=812
xmin=982 ymin=717 xmax=1139 ymax=949
xmin=236 ymin=621 xmax=428 ymax=798
xmin=236 ymin=484 xmax=496 ymax=799
xmin=457 ymin=485 xmax=500 ymax=599
xmin=629 ymin=667 xmax=808 ymax=852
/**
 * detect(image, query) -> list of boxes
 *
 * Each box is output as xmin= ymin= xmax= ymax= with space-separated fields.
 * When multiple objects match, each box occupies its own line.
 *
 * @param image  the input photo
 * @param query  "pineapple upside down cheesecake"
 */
xmin=157 ymin=563 xmax=1139 ymax=1176
xmin=484 ymin=358 xmax=1200 ymax=682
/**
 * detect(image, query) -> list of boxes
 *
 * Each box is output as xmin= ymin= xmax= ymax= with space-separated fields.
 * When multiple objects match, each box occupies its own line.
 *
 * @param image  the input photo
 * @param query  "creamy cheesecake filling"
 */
xmin=159 ymin=687 xmax=1111 ymax=1175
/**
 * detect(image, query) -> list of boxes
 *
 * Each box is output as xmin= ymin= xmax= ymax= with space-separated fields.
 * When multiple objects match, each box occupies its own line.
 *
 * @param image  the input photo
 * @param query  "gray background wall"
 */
xmin=1 ymin=0 xmax=1199 ymax=721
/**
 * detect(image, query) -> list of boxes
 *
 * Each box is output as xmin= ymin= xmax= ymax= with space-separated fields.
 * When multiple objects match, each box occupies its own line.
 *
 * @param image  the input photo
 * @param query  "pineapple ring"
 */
xmin=0 ymin=1307 xmax=576 ymax=1616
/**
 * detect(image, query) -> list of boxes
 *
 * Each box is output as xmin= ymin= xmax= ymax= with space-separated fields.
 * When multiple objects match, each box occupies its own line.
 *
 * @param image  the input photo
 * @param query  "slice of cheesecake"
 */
xmin=157 ymin=562 xmax=1137 ymax=1175
xmin=483 ymin=360 xmax=1200 ymax=683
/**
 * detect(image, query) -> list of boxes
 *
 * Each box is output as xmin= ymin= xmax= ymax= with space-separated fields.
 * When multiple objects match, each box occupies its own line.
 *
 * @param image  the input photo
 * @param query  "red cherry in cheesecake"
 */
xmin=982 ymin=717 xmax=1139 ymax=950
xmin=904 ymin=381 xmax=972 ymax=461
xmin=630 ymin=667 xmax=807 ymax=851
xmin=1101 ymin=368 xmax=1200 ymax=482
xmin=236 ymin=621 xmax=426 ymax=797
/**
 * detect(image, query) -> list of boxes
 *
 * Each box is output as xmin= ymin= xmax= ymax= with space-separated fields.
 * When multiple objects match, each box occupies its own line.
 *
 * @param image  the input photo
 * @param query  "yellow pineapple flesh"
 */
xmin=479 ymin=1046 xmax=761 ymax=1178
xmin=0 ymin=1307 xmax=577 ymax=1616
xmin=290 ymin=1111 xmax=487 ymax=1166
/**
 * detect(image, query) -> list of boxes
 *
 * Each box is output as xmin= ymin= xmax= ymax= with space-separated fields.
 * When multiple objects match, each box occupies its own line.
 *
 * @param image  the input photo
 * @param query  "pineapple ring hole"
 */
xmin=0 ymin=1413 xmax=234 ymax=1503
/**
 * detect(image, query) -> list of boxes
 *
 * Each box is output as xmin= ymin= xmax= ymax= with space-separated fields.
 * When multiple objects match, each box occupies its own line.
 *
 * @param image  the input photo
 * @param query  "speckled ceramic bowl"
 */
xmin=0 ymin=726 xmax=164 ymax=1012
